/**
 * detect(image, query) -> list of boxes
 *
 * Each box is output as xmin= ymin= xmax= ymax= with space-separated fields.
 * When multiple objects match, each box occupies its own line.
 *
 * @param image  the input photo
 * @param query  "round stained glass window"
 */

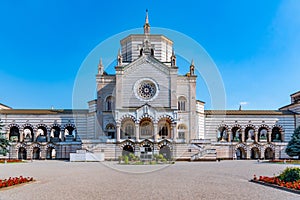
xmin=134 ymin=78 xmax=158 ymax=101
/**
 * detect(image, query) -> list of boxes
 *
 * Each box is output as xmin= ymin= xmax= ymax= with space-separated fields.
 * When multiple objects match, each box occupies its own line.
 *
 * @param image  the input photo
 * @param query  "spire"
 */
xmin=190 ymin=59 xmax=195 ymax=76
xmin=98 ymin=58 xmax=104 ymax=75
xmin=143 ymin=9 xmax=150 ymax=35
xmin=117 ymin=49 xmax=123 ymax=66
xmin=171 ymin=49 xmax=176 ymax=66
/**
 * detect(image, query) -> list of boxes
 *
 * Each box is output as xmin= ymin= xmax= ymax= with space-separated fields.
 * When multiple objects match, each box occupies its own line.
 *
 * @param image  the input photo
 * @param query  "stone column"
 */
xmin=61 ymin=130 xmax=65 ymax=142
xmin=171 ymin=124 xmax=176 ymax=140
xmin=20 ymin=131 xmax=24 ymax=142
xmin=135 ymin=124 xmax=139 ymax=141
xmin=116 ymin=124 xmax=121 ymax=142
xmin=268 ymin=130 xmax=272 ymax=142
xmin=153 ymin=123 xmax=158 ymax=142
xmin=33 ymin=129 xmax=36 ymax=142
xmin=255 ymin=131 xmax=258 ymax=143
xmin=228 ymin=130 xmax=232 ymax=142
xmin=242 ymin=131 xmax=245 ymax=142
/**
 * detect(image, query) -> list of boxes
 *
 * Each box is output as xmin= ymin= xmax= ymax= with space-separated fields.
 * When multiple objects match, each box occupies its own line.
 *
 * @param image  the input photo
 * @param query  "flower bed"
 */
xmin=252 ymin=167 xmax=300 ymax=194
xmin=0 ymin=159 xmax=23 ymax=164
xmin=268 ymin=159 xmax=300 ymax=165
xmin=0 ymin=176 xmax=34 ymax=189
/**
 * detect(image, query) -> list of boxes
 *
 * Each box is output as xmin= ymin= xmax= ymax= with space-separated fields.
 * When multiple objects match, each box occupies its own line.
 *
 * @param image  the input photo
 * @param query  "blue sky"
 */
xmin=0 ymin=0 xmax=299 ymax=110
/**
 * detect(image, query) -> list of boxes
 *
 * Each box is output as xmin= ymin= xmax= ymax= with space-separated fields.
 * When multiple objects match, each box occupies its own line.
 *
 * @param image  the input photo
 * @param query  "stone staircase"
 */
xmin=189 ymin=140 xmax=217 ymax=161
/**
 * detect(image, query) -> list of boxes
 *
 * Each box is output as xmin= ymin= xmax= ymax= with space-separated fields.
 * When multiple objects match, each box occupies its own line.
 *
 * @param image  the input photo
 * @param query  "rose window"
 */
xmin=137 ymin=81 xmax=156 ymax=100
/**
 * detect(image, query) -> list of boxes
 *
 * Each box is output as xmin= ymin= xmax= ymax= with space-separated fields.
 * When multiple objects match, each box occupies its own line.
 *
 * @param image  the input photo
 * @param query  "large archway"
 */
xmin=122 ymin=145 xmax=134 ymax=156
xmin=236 ymin=147 xmax=246 ymax=160
xmin=158 ymin=118 xmax=171 ymax=139
xmin=258 ymin=127 xmax=268 ymax=142
xmin=50 ymin=125 xmax=61 ymax=142
xmin=271 ymin=127 xmax=282 ymax=142
xmin=46 ymin=147 xmax=56 ymax=159
xmin=264 ymin=147 xmax=274 ymax=160
xmin=18 ymin=147 xmax=27 ymax=160
xmin=250 ymin=147 xmax=260 ymax=159
xmin=139 ymin=118 xmax=153 ymax=140
xmin=245 ymin=126 xmax=255 ymax=141
xmin=23 ymin=126 xmax=34 ymax=142
xmin=121 ymin=119 xmax=135 ymax=139
xmin=9 ymin=126 xmax=20 ymax=142
xmin=231 ymin=126 xmax=242 ymax=142
xmin=217 ymin=126 xmax=228 ymax=142
xmin=36 ymin=125 xmax=48 ymax=142
xmin=32 ymin=147 xmax=41 ymax=160
xmin=159 ymin=145 xmax=171 ymax=160
xmin=64 ymin=124 xmax=76 ymax=141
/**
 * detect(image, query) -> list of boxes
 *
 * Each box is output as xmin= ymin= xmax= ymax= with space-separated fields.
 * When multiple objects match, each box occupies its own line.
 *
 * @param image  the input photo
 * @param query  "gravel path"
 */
xmin=0 ymin=160 xmax=299 ymax=200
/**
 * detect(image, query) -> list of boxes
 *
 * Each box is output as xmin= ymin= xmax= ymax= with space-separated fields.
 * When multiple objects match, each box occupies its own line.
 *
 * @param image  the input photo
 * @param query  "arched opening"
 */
xmin=217 ymin=126 xmax=228 ymax=142
xmin=23 ymin=126 xmax=34 ymax=142
xmin=9 ymin=126 xmax=20 ymax=142
xmin=250 ymin=147 xmax=260 ymax=159
xmin=122 ymin=145 xmax=134 ymax=156
xmin=64 ymin=125 xmax=76 ymax=141
xmin=105 ymin=96 xmax=114 ymax=111
xmin=236 ymin=147 xmax=246 ymax=160
xmin=36 ymin=126 xmax=47 ymax=142
xmin=121 ymin=119 xmax=135 ymax=139
xmin=258 ymin=128 xmax=268 ymax=142
xmin=140 ymin=144 xmax=152 ymax=160
xmin=140 ymin=118 xmax=153 ymax=140
xmin=178 ymin=96 xmax=187 ymax=111
xmin=264 ymin=147 xmax=274 ymax=160
xmin=50 ymin=126 xmax=61 ymax=142
xmin=177 ymin=124 xmax=186 ymax=141
xmin=245 ymin=127 xmax=255 ymax=141
xmin=271 ymin=127 xmax=282 ymax=142
xmin=32 ymin=147 xmax=41 ymax=160
xmin=18 ymin=147 xmax=27 ymax=160
xmin=46 ymin=147 xmax=56 ymax=159
xmin=159 ymin=145 xmax=171 ymax=160
xmin=231 ymin=127 xmax=242 ymax=142
xmin=106 ymin=124 xmax=116 ymax=139
xmin=158 ymin=119 xmax=171 ymax=139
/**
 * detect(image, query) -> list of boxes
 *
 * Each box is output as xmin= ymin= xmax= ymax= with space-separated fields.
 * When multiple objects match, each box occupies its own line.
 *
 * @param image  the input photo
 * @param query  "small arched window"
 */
xmin=106 ymin=124 xmax=116 ymax=139
xmin=178 ymin=124 xmax=186 ymax=139
xmin=105 ymin=96 xmax=114 ymax=111
xmin=178 ymin=96 xmax=187 ymax=111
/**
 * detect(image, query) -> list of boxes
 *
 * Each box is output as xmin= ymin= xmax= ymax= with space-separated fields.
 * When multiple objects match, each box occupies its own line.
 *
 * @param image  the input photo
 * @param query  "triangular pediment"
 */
xmin=136 ymin=104 xmax=157 ymax=121
xmin=122 ymin=55 xmax=171 ymax=75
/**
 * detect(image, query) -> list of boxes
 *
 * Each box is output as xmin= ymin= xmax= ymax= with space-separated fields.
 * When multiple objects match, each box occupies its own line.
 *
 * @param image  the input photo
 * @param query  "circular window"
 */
xmin=134 ymin=79 xmax=158 ymax=101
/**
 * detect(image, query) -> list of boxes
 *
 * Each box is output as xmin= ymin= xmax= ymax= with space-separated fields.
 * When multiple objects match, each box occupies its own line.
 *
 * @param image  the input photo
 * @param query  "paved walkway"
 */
xmin=0 ymin=160 xmax=299 ymax=200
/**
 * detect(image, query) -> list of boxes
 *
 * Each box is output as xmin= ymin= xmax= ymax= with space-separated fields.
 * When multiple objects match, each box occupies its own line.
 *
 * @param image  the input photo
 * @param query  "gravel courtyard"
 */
xmin=0 ymin=160 xmax=299 ymax=200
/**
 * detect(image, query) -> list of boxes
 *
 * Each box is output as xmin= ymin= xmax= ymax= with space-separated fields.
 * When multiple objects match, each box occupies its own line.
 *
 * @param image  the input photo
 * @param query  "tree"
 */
xmin=0 ymin=118 xmax=10 ymax=156
xmin=285 ymin=126 xmax=300 ymax=159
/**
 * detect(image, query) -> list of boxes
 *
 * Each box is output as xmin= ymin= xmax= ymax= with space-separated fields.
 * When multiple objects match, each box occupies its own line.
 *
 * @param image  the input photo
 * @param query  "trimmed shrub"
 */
xmin=278 ymin=167 xmax=300 ymax=182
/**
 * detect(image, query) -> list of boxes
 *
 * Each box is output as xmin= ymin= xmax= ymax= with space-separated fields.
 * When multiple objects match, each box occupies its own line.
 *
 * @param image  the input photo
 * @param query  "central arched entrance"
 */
xmin=18 ymin=147 xmax=27 ymax=160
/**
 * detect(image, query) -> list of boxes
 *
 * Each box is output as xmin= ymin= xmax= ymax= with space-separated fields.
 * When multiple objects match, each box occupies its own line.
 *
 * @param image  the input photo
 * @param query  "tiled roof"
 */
xmin=204 ymin=110 xmax=295 ymax=115
xmin=0 ymin=109 xmax=88 ymax=115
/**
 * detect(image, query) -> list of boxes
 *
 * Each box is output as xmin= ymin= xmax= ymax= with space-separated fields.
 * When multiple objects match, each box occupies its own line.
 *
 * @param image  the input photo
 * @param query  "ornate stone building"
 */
xmin=1 ymin=11 xmax=299 ymax=160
